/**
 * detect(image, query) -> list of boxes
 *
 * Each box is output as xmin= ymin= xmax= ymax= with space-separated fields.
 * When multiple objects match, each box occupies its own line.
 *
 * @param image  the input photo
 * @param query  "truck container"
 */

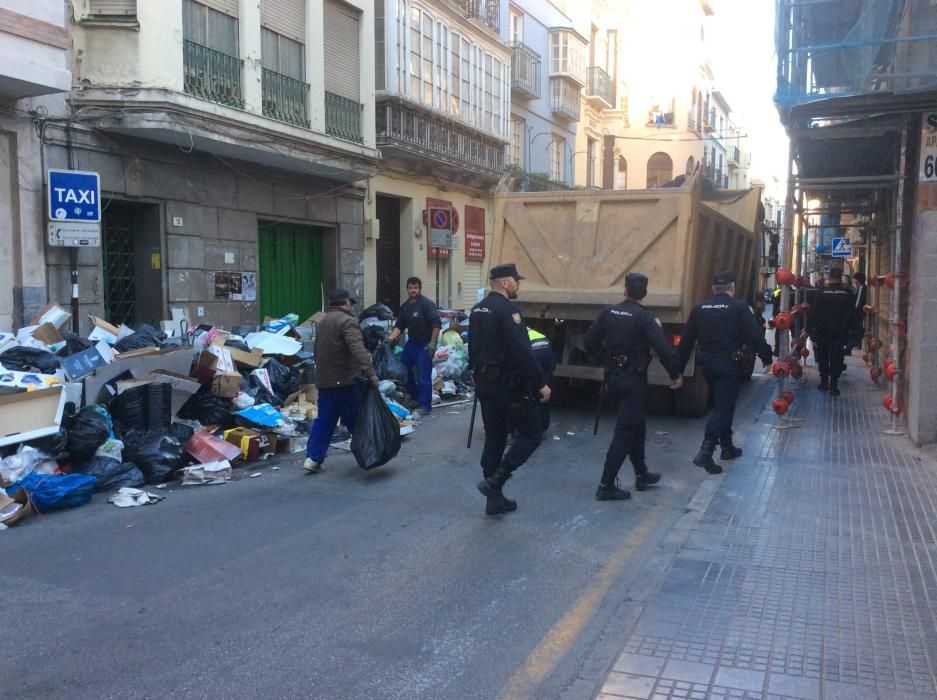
xmin=490 ymin=174 xmax=763 ymax=416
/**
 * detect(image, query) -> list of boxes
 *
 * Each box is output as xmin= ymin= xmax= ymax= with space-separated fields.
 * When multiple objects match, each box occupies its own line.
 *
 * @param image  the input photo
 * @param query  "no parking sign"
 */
xmin=429 ymin=207 xmax=452 ymax=248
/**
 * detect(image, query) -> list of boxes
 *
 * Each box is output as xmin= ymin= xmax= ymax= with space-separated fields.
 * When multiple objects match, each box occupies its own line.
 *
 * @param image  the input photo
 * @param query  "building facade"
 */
xmin=0 ymin=0 xmax=72 ymax=331
xmin=9 ymin=0 xmax=379 ymax=334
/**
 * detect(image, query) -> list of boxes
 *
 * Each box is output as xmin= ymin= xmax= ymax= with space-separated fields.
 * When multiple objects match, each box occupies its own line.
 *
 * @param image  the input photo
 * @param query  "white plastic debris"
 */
xmin=108 ymin=487 xmax=163 ymax=508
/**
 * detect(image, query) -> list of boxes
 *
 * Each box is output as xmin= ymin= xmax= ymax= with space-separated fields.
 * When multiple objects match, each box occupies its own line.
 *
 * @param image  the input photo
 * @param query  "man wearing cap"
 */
xmin=386 ymin=276 xmax=441 ymax=416
xmin=677 ymin=271 xmax=773 ymax=473
xmin=584 ymin=272 xmax=684 ymax=501
xmin=470 ymin=263 xmax=551 ymax=515
xmin=304 ymin=289 xmax=380 ymax=474
xmin=806 ymin=267 xmax=857 ymax=396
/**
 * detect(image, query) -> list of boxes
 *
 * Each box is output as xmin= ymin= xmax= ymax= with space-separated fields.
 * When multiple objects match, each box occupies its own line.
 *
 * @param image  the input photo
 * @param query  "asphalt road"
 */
xmin=1 ymin=376 xmax=775 ymax=700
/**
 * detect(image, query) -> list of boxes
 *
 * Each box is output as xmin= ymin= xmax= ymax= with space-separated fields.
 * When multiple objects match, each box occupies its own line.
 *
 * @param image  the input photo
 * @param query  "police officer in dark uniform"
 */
xmin=584 ymin=273 xmax=684 ymax=500
xmin=806 ymin=267 xmax=857 ymax=396
xmin=469 ymin=263 xmax=551 ymax=515
xmin=678 ymin=271 xmax=773 ymax=473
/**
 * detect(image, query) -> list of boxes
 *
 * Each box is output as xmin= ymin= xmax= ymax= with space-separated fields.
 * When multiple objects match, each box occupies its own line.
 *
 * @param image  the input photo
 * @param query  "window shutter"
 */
xmin=261 ymin=0 xmax=305 ymax=44
xmin=198 ymin=0 xmax=238 ymax=17
xmin=89 ymin=0 xmax=136 ymax=15
xmin=324 ymin=0 xmax=360 ymax=101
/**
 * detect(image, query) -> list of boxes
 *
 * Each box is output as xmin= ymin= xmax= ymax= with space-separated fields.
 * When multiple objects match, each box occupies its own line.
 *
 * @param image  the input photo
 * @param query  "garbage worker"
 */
xmin=584 ymin=272 xmax=684 ymax=501
xmin=386 ymin=276 xmax=441 ymax=417
xmin=527 ymin=327 xmax=556 ymax=433
xmin=677 ymin=271 xmax=773 ymax=474
xmin=806 ymin=267 xmax=857 ymax=396
xmin=469 ymin=263 xmax=551 ymax=516
xmin=304 ymin=289 xmax=380 ymax=474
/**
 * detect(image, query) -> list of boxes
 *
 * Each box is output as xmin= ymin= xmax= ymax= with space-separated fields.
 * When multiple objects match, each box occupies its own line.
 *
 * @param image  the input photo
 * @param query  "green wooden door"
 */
xmin=258 ymin=222 xmax=324 ymax=321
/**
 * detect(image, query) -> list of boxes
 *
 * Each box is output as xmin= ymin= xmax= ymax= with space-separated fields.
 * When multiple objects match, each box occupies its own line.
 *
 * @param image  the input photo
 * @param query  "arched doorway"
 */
xmin=686 ymin=156 xmax=696 ymax=176
xmin=615 ymin=156 xmax=627 ymax=189
xmin=647 ymin=152 xmax=673 ymax=187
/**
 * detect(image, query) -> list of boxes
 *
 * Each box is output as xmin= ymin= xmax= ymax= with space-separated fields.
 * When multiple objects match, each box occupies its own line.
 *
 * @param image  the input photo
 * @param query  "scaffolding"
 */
xmin=776 ymin=0 xmax=937 ymax=115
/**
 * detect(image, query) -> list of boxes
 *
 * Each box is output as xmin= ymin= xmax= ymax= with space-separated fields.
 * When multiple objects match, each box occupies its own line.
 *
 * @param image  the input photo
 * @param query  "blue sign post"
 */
xmin=48 ymin=169 xmax=101 ymax=223
xmin=831 ymin=237 xmax=852 ymax=258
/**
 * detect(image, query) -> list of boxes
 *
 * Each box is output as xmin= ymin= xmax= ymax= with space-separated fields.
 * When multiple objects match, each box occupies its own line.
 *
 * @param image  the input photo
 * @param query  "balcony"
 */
xmin=728 ymin=146 xmax=741 ymax=168
xmin=262 ymin=69 xmax=310 ymax=129
xmin=550 ymin=77 xmax=580 ymax=121
xmin=183 ymin=40 xmax=243 ymax=109
xmin=647 ymin=110 xmax=675 ymax=127
xmin=376 ymin=98 xmax=505 ymax=186
xmin=584 ymin=66 xmax=612 ymax=109
xmin=517 ymin=173 xmax=570 ymax=193
xmin=687 ymin=111 xmax=699 ymax=133
xmin=325 ymin=92 xmax=364 ymax=143
xmin=510 ymin=41 xmax=541 ymax=99
xmin=703 ymin=108 xmax=716 ymax=132
xmin=455 ymin=0 xmax=500 ymax=34
xmin=0 ymin=5 xmax=70 ymax=99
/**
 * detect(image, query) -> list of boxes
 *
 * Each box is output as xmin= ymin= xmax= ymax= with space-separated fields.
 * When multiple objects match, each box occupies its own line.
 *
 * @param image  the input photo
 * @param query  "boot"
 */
xmin=829 ymin=378 xmax=840 ymax=397
xmin=693 ymin=440 xmax=723 ymax=474
xmin=818 ymin=377 xmax=829 ymax=391
xmin=477 ymin=466 xmax=517 ymax=515
xmin=719 ymin=434 xmax=742 ymax=461
xmin=485 ymin=495 xmax=517 ymax=515
xmin=632 ymin=461 xmax=661 ymax=492
xmin=596 ymin=464 xmax=631 ymax=500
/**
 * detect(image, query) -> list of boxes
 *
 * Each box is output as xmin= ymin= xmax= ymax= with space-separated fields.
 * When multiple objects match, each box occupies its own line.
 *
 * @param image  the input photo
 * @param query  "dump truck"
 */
xmin=491 ymin=174 xmax=764 ymax=417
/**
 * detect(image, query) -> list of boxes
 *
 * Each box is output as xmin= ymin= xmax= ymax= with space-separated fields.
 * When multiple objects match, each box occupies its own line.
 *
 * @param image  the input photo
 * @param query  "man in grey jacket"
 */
xmin=304 ymin=289 xmax=380 ymax=474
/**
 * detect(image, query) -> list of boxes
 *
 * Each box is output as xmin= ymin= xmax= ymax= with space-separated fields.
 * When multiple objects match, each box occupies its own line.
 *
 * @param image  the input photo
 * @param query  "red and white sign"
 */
xmin=464 ymin=205 xmax=486 ymax=261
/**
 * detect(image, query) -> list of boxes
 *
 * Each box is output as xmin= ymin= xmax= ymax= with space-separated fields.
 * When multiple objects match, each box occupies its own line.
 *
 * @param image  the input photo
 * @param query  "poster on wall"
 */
xmin=242 ymin=272 xmax=257 ymax=302
xmin=213 ymin=271 xmax=243 ymax=300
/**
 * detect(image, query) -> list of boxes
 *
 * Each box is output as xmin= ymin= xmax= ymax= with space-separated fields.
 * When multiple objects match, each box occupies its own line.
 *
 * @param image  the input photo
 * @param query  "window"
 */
xmin=510 ymin=9 xmax=523 ymax=42
xmin=88 ymin=0 xmax=136 ymax=17
xmin=647 ymin=152 xmax=673 ymax=188
xmin=606 ymin=29 xmax=617 ymax=102
xmin=686 ymin=155 xmax=695 ymax=175
xmin=586 ymin=137 xmax=596 ymax=188
xmin=183 ymin=0 xmax=238 ymax=54
xmin=648 ymin=97 xmax=675 ymax=126
xmin=551 ymin=135 xmax=565 ymax=182
xmin=549 ymin=30 xmax=585 ymax=83
xmin=261 ymin=28 xmax=304 ymax=79
xmin=510 ymin=117 xmax=524 ymax=166
xmin=375 ymin=0 xmax=385 ymax=90
xmin=615 ymin=156 xmax=627 ymax=189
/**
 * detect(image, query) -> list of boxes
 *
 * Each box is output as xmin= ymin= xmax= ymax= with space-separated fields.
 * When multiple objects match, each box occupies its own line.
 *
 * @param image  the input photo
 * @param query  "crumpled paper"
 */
xmin=108 ymin=487 xmax=164 ymax=508
xmin=180 ymin=460 xmax=232 ymax=485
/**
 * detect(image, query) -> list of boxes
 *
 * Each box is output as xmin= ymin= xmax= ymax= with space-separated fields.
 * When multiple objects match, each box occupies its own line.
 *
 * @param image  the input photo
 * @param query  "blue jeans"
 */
xmin=401 ymin=339 xmax=433 ymax=411
xmin=306 ymin=384 xmax=361 ymax=462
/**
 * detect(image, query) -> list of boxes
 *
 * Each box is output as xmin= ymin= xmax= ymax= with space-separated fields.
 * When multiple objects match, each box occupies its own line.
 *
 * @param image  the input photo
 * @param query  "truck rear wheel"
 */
xmin=675 ymin=372 xmax=711 ymax=418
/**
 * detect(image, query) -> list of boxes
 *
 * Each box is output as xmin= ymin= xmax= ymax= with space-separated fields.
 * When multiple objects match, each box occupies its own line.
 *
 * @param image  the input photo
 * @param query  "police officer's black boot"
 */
xmin=596 ymin=465 xmax=631 ymax=501
xmin=829 ymin=377 xmax=840 ymax=397
xmin=478 ymin=466 xmax=517 ymax=515
xmin=693 ymin=440 xmax=723 ymax=474
xmin=818 ymin=376 xmax=829 ymax=391
xmin=719 ymin=433 xmax=742 ymax=460
xmin=632 ymin=461 xmax=661 ymax=492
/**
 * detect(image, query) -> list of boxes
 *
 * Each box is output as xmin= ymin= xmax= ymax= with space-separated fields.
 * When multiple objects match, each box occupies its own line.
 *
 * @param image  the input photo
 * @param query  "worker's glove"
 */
xmin=425 ymin=343 xmax=437 ymax=360
xmin=369 ymin=375 xmax=381 ymax=389
xmin=385 ymin=336 xmax=396 ymax=346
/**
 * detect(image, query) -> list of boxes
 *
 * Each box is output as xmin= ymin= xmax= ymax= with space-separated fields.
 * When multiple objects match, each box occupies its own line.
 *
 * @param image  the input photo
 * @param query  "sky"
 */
xmin=706 ymin=0 xmax=790 ymax=190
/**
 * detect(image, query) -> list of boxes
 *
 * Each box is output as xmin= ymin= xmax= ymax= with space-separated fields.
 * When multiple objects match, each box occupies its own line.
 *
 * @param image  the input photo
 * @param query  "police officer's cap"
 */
xmin=328 ymin=288 xmax=356 ymax=306
xmin=712 ymin=270 xmax=735 ymax=285
xmin=489 ymin=263 xmax=525 ymax=281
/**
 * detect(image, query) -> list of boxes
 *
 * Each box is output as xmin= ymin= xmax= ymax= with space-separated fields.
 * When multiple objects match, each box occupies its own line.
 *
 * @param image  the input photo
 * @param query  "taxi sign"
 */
xmin=48 ymin=169 xmax=101 ymax=223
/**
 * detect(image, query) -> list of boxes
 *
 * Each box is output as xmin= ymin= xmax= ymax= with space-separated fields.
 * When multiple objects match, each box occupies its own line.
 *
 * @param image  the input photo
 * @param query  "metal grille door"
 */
xmin=102 ymin=204 xmax=137 ymax=326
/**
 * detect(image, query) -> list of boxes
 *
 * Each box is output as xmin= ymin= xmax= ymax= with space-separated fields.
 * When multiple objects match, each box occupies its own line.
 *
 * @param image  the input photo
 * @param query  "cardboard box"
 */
xmin=30 ymin=303 xmax=72 ymax=330
xmin=0 ymin=386 xmax=66 ymax=447
xmin=223 ymin=427 xmax=277 ymax=460
xmin=185 ymin=431 xmax=242 ymax=464
xmin=210 ymin=371 xmax=242 ymax=398
xmin=83 ymin=347 xmax=195 ymax=404
xmin=31 ymin=323 xmax=64 ymax=348
xmin=88 ymin=316 xmax=120 ymax=345
xmin=229 ymin=346 xmax=263 ymax=369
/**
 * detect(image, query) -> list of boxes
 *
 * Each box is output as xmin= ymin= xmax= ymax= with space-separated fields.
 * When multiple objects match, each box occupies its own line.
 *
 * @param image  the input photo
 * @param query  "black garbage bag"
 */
xmin=122 ymin=429 xmax=185 ymax=483
xmin=0 ymin=347 xmax=61 ymax=373
xmin=65 ymin=408 xmax=111 ymax=465
xmin=372 ymin=342 xmax=407 ymax=383
xmin=264 ymin=358 xmax=300 ymax=401
xmin=351 ymin=382 xmax=401 ymax=470
xmin=358 ymin=303 xmax=395 ymax=322
xmin=167 ymin=422 xmax=195 ymax=444
xmin=27 ymin=428 xmax=69 ymax=456
xmin=362 ymin=325 xmax=388 ymax=353
xmin=109 ymin=385 xmax=148 ymax=433
xmin=114 ymin=324 xmax=165 ymax=353
xmin=225 ymin=339 xmax=251 ymax=353
xmin=246 ymin=373 xmax=280 ymax=406
xmin=178 ymin=390 xmax=235 ymax=427
xmin=56 ymin=333 xmax=93 ymax=357
xmin=77 ymin=456 xmax=145 ymax=492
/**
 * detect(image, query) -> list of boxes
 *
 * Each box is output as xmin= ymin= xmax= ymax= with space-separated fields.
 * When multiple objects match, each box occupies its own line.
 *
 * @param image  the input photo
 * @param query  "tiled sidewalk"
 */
xmin=599 ymin=359 xmax=937 ymax=700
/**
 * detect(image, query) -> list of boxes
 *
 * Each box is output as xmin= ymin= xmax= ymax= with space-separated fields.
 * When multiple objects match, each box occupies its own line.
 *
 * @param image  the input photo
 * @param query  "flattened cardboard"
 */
xmin=30 ymin=303 xmax=72 ymax=329
xmin=229 ymin=346 xmax=263 ymax=369
xmin=146 ymin=370 xmax=200 ymax=415
xmin=31 ymin=323 xmax=64 ymax=348
xmin=210 ymin=371 xmax=242 ymax=398
xmin=0 ymin=386 xmax=66 ymax=447
xmin=83 ymin=347 xmax=195 ymax=404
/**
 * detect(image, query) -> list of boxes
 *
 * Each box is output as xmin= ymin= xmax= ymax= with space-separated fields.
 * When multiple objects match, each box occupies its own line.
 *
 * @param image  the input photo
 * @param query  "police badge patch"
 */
xmin=512 ymin=313 xmax=522 ymax=324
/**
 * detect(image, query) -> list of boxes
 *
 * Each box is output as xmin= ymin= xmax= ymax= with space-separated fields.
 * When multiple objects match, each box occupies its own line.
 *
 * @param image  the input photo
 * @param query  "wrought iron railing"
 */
xmin=509 ymin=41 xmax=541 ymax=98
xmin=325 ymin=91 xmax=364 ymax=143
xmin=376 ymin=100 xmax=505 ymax=174
xmin=550 ymin=79 xmax=580 ymax=120
xmin=456 ymin=0 xmax=500 ymax=33
xmin=585 ymin=66 xmax=611 ymax=105
xmin=519 ymin=173 xmax=569 ymax=192
xmin=687 ymin=111 xmax=697 ymax=132
xmin=262 ymin=68 xmax=310 ymax=128
xmin=730 ymin=146 xmax=741 ymax=165
xmin=183 ymin=39 xmax=243 ymax=108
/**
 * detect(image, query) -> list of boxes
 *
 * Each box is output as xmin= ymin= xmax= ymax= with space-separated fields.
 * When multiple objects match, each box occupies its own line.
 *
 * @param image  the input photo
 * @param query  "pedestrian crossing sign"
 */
xmin=831 ymin=237 xmax=852 ymax=257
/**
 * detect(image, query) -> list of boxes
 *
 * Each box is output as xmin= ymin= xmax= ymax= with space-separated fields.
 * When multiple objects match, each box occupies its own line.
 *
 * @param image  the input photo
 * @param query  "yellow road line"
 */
xmin=498 ymin=507 xmax=667 ymax=700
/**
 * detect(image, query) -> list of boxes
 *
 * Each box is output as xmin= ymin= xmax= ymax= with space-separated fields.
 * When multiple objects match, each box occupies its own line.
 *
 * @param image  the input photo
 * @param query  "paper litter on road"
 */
xmin=655 ymin=431 xmax=669 ymax=436
xmin=553 ymin=435 xmax=561 ymax=440
xmin=566 ymin=432 xmax=575 ymax=436
xmin=249 ymin=472 xmax=262 ymax=478
xmin=180 ymin=460 xmax=232 ymax=485
xmin=108 ymin=487 xmax=164 ymax=508
xmin=271 ymin=466 xmax=280 ymax=471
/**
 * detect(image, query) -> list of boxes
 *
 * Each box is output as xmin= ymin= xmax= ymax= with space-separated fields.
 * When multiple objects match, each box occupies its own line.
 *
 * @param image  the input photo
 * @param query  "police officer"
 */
xmin=806 ymin=267 xmax=857 ymax=396
xmin=677 ymin=271 xmax=773 ymax=474
xmin=469 ymin=263 xmax=551 ymax=516
xmin=528 ymin=327 xmax=556 ymax=433
xmin=584 ymin=272 xmax=684 ymax=500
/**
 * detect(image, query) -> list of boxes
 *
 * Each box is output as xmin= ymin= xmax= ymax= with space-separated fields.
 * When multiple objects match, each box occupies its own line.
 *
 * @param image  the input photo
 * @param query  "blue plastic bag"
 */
xmin=9 ymin=472 xmax=96 ymax=513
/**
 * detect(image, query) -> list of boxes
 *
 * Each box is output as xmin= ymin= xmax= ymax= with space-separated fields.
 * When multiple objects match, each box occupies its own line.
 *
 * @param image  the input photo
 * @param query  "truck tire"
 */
xmin=675 ymin=372 xmax=711 ymax=418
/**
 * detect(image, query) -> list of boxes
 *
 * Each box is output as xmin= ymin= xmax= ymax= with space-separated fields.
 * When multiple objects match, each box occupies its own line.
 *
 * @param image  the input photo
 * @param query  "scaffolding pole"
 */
xmin=885 ymin=123 xmax=908 ymax=435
